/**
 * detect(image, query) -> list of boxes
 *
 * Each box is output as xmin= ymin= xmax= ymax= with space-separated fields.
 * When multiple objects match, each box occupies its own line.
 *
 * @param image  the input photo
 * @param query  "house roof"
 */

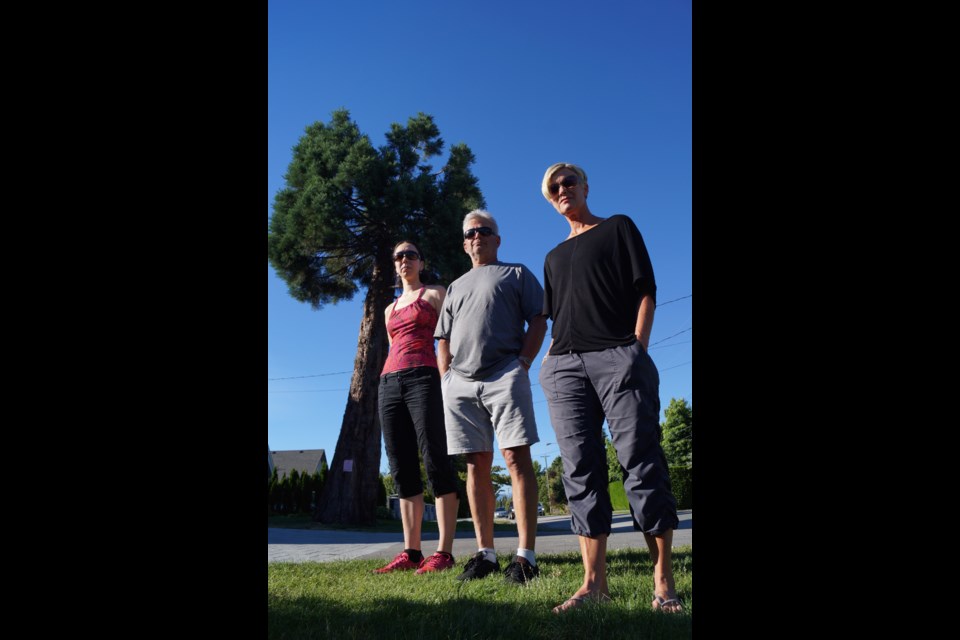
xmin=270 ymin=449 xmax=327 ymax=480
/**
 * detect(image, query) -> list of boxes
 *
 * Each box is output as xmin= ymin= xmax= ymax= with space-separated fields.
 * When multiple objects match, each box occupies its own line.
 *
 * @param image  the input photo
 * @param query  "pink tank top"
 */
xmin=380 ymin=287 xmax=439 ymax=375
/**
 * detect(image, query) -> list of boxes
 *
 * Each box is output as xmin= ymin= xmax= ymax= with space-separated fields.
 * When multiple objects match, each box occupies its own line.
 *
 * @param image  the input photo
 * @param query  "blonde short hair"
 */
xmin=462 ymin=209 xmax=499 ymax=235
xmin=541 ymin=163 xmax=588 ymax=201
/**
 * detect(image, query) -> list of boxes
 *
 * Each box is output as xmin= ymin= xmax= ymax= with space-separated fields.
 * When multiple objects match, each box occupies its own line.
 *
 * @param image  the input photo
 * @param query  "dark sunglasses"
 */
xmin=393 ymin=250 xmax=420 ymax=261
xmin=463 ymin=226 xmax=496 ymax=239
xmin=547 ymin=175 xmax=580 ymax=196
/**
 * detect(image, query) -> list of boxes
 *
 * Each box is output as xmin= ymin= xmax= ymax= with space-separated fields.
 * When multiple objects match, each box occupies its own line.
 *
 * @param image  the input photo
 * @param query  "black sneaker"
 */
xmin=456 ymin=551 xmax=500 ymax=581
xmin=503 ymin=556 xmax=540 ymax=584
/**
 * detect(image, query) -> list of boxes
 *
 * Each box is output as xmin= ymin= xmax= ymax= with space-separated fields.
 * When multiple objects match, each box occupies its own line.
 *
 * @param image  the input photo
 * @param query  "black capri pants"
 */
xmin=379 ymin=366 xmax=458 ymax=499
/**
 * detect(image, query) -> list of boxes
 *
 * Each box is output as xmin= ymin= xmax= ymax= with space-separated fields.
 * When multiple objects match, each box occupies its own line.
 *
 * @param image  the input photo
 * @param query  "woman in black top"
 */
xmin=538 ymin=162 xmax=683 ymax=615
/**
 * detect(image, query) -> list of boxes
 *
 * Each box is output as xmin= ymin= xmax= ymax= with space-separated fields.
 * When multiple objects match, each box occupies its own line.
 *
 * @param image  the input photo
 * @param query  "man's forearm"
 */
xmin=519 ymin=315 xmax=548 ymax=368
xmin=437 ymin=339 xmax=452 ymax=376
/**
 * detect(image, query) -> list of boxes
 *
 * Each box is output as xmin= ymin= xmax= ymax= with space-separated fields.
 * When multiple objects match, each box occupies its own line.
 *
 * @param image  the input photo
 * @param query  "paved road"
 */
xmin=268 ymin=509 xmax=691 ymax=563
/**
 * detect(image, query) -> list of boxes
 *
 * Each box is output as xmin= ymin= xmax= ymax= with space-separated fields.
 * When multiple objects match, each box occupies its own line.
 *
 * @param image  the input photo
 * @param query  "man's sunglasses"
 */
xmin=394 ymin=250 xmax=420 ymax=261
xmin=463 ymin=226 xmax=496 ymax=239
xmin=548 ymin=175 xmax=580 ymax=196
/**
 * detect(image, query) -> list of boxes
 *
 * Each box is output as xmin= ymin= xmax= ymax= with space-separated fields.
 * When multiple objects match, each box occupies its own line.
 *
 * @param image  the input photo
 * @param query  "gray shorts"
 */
xmin=441 ymin=358 xmax=540 ymax=454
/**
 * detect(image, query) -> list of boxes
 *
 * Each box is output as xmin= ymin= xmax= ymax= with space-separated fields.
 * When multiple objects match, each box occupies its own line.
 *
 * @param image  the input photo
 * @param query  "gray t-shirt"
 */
xmin=435 ymin=261 xmax=544 ymax=380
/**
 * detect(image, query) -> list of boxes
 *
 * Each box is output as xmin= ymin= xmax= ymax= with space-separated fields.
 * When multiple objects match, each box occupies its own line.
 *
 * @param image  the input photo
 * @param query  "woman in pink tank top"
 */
xmin=373 ymin=240 xmax=460 ymax=575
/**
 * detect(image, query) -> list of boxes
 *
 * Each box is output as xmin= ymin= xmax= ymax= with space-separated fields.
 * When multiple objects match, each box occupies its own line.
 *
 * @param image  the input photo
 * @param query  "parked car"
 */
xmin=494 ymin=508 xmax=509 ymax=519
xmin=506 ymin=503 xmax=546 ymax=518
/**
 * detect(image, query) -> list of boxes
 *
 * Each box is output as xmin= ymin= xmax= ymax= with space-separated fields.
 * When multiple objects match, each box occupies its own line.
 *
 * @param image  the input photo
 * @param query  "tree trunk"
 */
xmin=315 ymin=261 xmax=394 ymax=525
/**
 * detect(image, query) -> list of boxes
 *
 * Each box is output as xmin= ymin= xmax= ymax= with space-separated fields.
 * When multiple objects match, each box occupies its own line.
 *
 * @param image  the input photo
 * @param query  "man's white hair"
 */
xmin=462 ymin=209 xmax=499 ymax=235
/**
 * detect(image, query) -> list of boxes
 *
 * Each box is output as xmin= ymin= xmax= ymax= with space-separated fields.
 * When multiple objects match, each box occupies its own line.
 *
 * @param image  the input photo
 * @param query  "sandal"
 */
xmin=552 ymin=592 xmax=611 ymax=614
xmin=652 ymin=593 xmax=685 ymax=613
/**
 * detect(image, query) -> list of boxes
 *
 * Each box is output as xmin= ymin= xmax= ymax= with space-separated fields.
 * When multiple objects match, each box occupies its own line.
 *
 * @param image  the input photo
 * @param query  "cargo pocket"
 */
xmin=538 ymin=355 xmax=556 ymax=399
xmin=616 ymin=341 xmax=653 ymax=392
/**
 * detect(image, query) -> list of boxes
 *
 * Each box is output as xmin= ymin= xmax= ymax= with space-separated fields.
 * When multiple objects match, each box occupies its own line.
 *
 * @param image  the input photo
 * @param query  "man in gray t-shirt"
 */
xmin=435 ymin=209 xmax=547 ymax=585
xmin=437 ymin=262 xmax=543 ymax=380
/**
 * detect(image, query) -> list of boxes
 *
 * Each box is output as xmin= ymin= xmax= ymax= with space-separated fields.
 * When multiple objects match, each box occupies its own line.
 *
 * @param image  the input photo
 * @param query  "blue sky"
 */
xmin=267 ymin=0 xmax=691 ymax=477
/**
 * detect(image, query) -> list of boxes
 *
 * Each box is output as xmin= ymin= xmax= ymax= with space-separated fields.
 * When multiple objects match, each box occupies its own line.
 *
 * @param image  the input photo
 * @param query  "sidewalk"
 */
xmin=268 ymin=509 xmax=691 ymax=563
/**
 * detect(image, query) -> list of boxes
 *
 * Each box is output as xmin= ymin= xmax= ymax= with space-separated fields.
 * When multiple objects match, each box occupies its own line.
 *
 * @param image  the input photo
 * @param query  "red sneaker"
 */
xmin=372 ymin=552 xmax=420 ymax=574
xmin=415 ymin=552 xmax=455 ymax=574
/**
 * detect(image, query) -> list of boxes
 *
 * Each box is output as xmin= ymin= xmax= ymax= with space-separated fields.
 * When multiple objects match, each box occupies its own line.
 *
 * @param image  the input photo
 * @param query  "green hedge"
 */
xmin=669 ymin=466 xmax=693 ymax=509
xmin=609 ymin=467 xmax=693 ymax=511
xmin=608 ymin=467 xmax=692 ymax=511
xmin=608 ymin=480 xmax=629 ymax=510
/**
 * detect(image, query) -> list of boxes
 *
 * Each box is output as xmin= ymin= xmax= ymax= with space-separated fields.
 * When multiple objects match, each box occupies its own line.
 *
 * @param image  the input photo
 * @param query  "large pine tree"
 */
xmin=268 ymin=109 xmax=484 ymax=525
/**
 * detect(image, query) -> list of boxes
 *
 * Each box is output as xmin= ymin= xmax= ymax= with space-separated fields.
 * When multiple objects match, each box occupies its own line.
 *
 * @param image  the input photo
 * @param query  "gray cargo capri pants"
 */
xmin=539 ymin=341 xmax=679 ymax=538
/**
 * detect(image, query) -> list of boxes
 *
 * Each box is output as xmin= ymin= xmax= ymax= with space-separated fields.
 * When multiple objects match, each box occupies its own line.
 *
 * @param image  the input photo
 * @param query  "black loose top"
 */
xmin=542 ymin=215 xmax=657 ymax=354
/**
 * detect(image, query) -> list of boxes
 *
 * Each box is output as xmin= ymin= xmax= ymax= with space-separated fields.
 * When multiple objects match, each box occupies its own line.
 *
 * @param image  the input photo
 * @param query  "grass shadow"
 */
xmin=269 ymin=550 xmax=692 ymax=640
xmin=269 ymin=592 xmax=691 ymax=640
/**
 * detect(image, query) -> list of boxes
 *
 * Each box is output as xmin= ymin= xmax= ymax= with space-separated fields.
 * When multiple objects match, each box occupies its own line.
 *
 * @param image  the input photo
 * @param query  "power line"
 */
xmin=269 ymin=388 xmax=350 ymax=393
xmin=272 ymin=359 xmax=690 ymax=394
xmin=269 ymin=298 xmax=692 ymax=381
xmin=269 ymin=342 xmax=692 ymax=384
xmin=540 ymin=295 xmax=689 ymax=340
xmin=656 ymin=294 xmax=691 ymax=307
xmin=270 ymin=339 xmax=692 ymax=385
xmin=649 ymin=327 xmax=691 ymax=347
xmin=269 ymin=371 xmax=353 ymax=381
xmin=649 ymin=340 xmax=691 ymax=350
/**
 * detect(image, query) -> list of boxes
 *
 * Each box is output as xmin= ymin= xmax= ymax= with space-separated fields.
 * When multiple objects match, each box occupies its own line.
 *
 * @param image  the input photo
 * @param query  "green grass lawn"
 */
xmin=268 ymin=547 xmax=692 ymax=639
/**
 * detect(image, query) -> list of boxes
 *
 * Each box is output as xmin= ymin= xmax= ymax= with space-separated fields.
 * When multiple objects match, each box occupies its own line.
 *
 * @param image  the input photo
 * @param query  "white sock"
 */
xmin=516 ymin=548 xmax=536 ymax=566
xmin=479 ymin=547 xmax=497 ymax=563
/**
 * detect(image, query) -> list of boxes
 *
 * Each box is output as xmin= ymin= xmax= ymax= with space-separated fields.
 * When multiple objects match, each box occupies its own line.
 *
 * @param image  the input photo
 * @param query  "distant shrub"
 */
xmin=669 ymin=466 xmax=692 ymax=509
xmin=378 ymin=474 xmax=388 ymax=506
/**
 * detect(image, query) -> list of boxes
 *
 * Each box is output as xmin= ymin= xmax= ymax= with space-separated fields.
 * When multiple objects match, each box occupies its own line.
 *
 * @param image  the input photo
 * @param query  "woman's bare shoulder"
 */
xmin=423 ymin=284 xmax=446 ymax=312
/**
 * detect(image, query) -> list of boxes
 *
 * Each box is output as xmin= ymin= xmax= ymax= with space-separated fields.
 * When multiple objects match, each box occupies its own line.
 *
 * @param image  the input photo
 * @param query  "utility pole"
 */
xmin=540 ymin=455 xmax=554 ymax=515
xmin=545 ymin=443 xmax=558 ymax=514
xmin=539 ymin=454 xmax=550 ymax=515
